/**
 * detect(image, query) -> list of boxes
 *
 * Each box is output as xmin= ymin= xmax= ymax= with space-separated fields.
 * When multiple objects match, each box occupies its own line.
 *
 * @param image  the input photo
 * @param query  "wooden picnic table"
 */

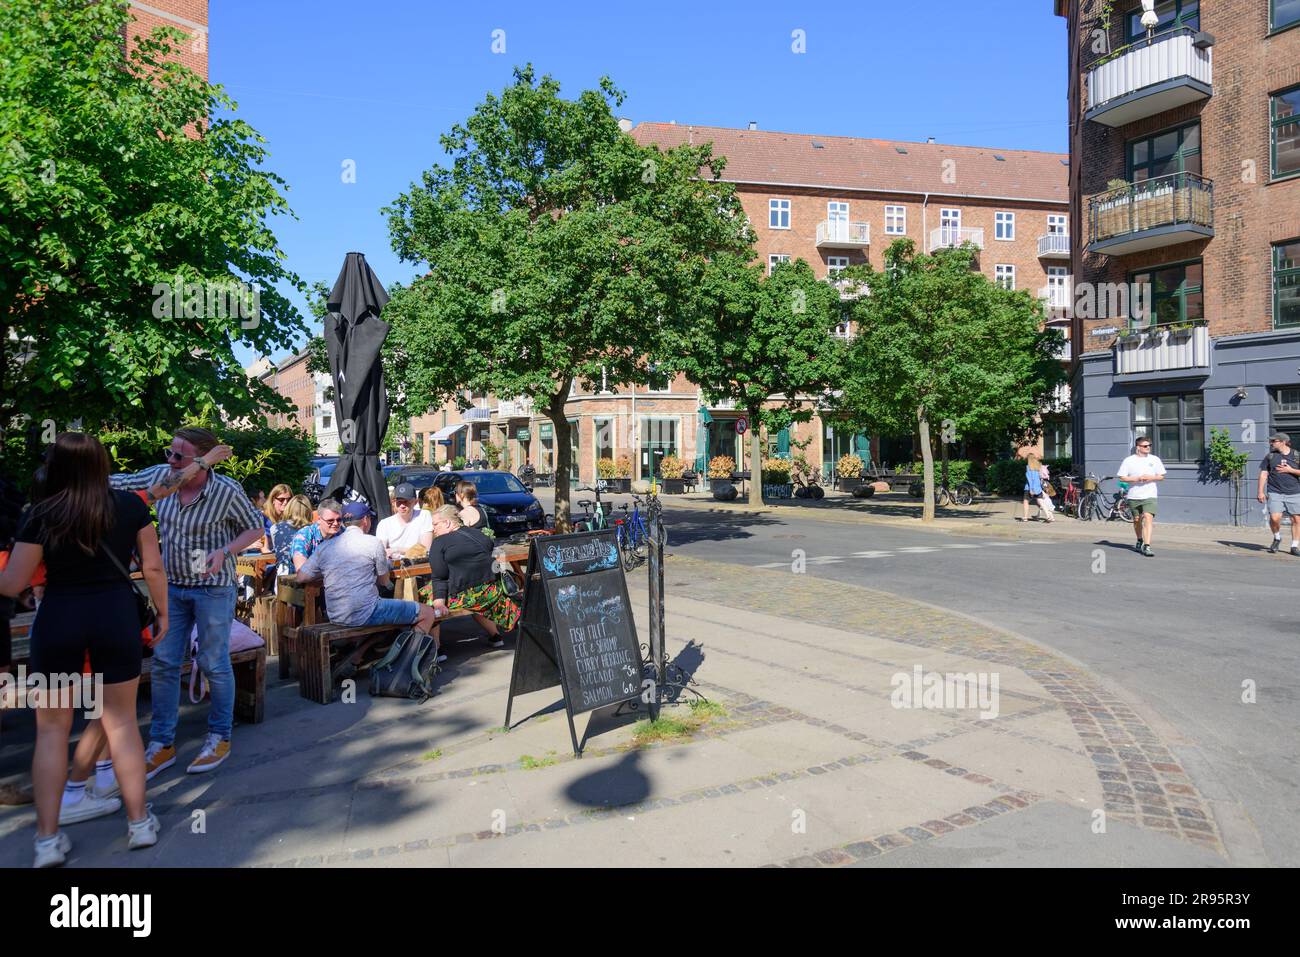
xmin=235 ymin=551 xmax=279 ymax=651
xmin=389 ymin=543 xmax=530 ymax=601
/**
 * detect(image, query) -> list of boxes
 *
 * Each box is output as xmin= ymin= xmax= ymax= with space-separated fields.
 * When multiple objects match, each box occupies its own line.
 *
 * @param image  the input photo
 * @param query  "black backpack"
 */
xmin=369 ymin=630 xmax=441 ymax=702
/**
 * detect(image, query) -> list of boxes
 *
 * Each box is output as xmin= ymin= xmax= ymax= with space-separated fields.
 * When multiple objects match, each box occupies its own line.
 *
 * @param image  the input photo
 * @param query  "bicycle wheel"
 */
xmin=935 ymin=487 xmax=951 ymax=508
xmin=955 ymin=485 xmax=974 ymax=506
xmin=1117 ymin=498 xmax=1133 ymax=523
xmin=1077 ymin=492 xmax=1094 ymax=521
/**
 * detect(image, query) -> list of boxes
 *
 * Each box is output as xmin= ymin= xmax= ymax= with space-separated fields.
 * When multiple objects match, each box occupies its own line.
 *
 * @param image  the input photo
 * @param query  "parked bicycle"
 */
xmin=1052 ymin=473 xmax=1083 ymax=518
xmin=793 ymin=469 xmax=825 ymax=499
xmin=1078 ymin=474 xmax=1133 ymax=522
xmin=572 ymin=482 xmax=610 ymax=531
xmin=614 ymin=495 xmax=652 ymax=570
xmin=908 ymin=477 xmax=977 ymax=507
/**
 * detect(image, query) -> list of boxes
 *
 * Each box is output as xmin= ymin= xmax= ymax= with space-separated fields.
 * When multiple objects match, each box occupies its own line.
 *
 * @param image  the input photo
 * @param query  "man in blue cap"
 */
xmin=297 ymin=501 xmax=441 ymax=636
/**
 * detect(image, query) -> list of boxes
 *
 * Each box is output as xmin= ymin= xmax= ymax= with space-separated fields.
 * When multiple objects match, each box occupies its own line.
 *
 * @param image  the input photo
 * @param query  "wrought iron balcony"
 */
xmin=1086 ymin=27 xmax=1213 ymax=128
xmin=1087 ymin=171 xmax=1213 ymax=255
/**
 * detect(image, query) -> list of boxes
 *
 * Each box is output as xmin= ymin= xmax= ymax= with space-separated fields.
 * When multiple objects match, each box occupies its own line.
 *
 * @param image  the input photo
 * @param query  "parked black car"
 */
xmin=432 ymin=470 xmax=546 ymax=538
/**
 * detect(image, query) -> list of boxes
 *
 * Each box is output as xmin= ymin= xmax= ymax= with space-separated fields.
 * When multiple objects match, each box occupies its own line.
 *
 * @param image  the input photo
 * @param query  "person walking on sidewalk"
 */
xmin=109 ymin=427 xmax=263 ymax=778
xmin=1258 ymin=432 xmax=1300 ymax=555
xmin=1020 ymin=454 xmax=1054 ymax=523
xmin=1118 ymin=438 xmax=1166 ymax=557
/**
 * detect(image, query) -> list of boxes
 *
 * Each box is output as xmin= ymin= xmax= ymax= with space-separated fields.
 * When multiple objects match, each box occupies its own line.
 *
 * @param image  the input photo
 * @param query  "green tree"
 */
xmin=0 ymin=0 xmax=305 ymax=474
xmin=836 ymin=240 xmax=1065 ymax=521
xmin=677 ymin=256 xmax=844 ymax=506
xmin=382 ymin=66 xmax=753 ymax=526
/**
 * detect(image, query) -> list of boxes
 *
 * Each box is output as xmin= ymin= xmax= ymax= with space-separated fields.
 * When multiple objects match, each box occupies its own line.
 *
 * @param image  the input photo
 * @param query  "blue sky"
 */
xmin=212 ymin=0 xmax=1069 ymax=366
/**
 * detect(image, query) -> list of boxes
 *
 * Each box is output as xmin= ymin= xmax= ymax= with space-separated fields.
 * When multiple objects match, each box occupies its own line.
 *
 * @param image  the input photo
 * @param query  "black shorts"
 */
xmin=29 ymin=583 xmax=143 ymax=685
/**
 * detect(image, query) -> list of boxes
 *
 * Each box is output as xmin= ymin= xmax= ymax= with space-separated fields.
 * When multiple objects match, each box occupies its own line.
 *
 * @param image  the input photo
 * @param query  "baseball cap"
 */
xmin=342 ymin=501 xmax=372 ymax=520
xmin=393 ymin=482 xmax=417 ymax=500
xmin=1269 ymin=432 xmax=1290 ymax=443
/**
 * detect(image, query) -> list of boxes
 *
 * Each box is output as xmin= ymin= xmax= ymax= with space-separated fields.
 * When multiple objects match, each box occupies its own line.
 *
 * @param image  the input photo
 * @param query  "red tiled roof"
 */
xmin=631 ymin=123 xmax=1068 ymax=205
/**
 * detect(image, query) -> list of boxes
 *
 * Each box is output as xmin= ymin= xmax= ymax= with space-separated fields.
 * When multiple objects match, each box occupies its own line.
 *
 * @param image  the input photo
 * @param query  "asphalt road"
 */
xmin=535 ymin=489 xmax=1298 ymax=865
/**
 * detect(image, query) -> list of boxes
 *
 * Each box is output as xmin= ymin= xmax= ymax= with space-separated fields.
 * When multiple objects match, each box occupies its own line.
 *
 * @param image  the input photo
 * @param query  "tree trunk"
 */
xmin=918 ymin=406 xmax=935 ymax=523
xmin=549 ymin=391 xmax=573 ymax=531
xmin=748 ymin=409 xmax=763 ymax=507
xmin=940 ymin=436 xmax=950 ymax=488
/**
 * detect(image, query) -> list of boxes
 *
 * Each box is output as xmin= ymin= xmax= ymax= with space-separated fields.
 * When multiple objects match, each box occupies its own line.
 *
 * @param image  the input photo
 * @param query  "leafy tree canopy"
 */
xmin=0 ymin=0 xmax=305 ymax=468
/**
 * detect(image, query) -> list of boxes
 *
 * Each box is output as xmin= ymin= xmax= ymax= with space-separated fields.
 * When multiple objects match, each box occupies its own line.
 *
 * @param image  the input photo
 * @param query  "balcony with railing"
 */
xmin=1037 ymin=233 xmax=1070 ymax=258
xmin=496 ymin=396 xmax=534 ymax=418
xmin=1085 ymin=27 xmax=1213 ymax=128
xmin=1039 ymin=282 xmax=1072 ymax=312
xmin=816 ymin=220 xmax=870 ymax=249
xmin=1087 ymin=171 xmax=1213 ymax=255
xmin=928 ymin=226 xmax=984 ymax=252
xmin=1113 ymin=319 xmax=1211 ymax=376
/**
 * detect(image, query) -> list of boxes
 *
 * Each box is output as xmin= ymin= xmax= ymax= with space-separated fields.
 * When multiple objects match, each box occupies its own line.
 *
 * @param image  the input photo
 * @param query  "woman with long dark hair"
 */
xmin=0 ymin=433 xmax=169 ymax=867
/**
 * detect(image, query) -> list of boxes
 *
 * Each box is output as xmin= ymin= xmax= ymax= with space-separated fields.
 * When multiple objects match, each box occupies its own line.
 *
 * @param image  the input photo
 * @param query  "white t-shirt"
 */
xmin=375 ymin=509 xmax=432 ymax=553
xmin=1117 ymin=453 xmax=1166 ymax=500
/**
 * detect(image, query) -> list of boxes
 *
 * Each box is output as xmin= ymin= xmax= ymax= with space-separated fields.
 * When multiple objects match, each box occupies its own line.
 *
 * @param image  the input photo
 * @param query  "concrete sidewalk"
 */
xmin=0 ymin=556 xmax=1234 ymax=868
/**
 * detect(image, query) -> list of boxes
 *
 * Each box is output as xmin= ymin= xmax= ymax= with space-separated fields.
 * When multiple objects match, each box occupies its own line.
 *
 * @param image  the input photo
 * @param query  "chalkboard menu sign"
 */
xmin=505 ymin=528 xmax=643 ymax=755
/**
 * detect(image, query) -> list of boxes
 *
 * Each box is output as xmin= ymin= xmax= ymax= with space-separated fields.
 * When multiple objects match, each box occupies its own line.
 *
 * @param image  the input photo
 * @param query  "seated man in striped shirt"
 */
xmin=109 ymin=427 xmax=264 ymax=778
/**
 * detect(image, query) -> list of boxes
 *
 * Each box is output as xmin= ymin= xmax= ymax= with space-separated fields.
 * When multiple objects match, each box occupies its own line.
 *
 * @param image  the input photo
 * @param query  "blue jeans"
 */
xmin=149 ymin=584 xmax=236 ymax=745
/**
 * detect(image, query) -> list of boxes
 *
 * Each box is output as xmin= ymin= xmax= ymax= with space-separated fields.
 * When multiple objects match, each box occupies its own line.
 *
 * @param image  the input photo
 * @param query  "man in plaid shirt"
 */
xmin=110 ymin=427 xmax=263 ymax=777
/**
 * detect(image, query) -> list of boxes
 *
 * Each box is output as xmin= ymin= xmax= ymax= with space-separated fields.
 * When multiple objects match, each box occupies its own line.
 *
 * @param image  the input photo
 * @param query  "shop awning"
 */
xmin=431 ymin=423 xmax=467 ymax=444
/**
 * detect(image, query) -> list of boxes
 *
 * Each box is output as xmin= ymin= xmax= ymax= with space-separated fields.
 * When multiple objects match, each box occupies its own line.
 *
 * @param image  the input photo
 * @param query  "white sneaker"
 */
xmin=88 ymin=776 xmax=120 ymax=800
xmin=59 ymin=791 xmax=122 ymax=826
xmin=33 ymin=831 xmax=71 ymax=868
xmin=127 ymin=809 xmax=160 ymax=850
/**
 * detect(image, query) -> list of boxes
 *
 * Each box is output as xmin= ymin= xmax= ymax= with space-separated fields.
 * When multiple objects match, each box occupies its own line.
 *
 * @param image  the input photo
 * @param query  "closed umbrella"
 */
xmin=322 ymin=252 xmax=392 ymax=522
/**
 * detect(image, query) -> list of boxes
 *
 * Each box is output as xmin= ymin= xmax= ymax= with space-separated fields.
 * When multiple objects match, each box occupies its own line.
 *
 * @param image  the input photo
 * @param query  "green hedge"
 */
xmin=985 ymin=457 xmax=1073 ymax=497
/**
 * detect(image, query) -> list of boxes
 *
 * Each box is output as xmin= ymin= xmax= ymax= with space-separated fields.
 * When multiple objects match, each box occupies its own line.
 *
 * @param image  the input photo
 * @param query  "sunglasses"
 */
xmin=275 ymin=496 xmax=291 ymax=502
xmin=319 ymin=517 xmax=342 ymax=526
xmin=162 ymin=448 xmax=193 ymax=463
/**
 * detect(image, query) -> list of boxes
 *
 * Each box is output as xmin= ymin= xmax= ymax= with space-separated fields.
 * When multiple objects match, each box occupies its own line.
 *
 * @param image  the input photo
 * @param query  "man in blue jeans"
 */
xmin=110 ymin=427 xmax=263 ymax=777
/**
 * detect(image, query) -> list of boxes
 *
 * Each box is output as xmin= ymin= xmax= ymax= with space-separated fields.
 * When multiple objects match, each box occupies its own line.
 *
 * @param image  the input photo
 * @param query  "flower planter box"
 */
xmin=710 ymin=478 xmax=734 ymax=494
xmin=602 ymin=478 xmax=631 ymax=493
xmin=659 ymin=479 xmax=685 ymax=494
xmin=711 ymin=481 xmax=737 ymax=501
xmin=838 ymin=477 xmax=866 ymax=494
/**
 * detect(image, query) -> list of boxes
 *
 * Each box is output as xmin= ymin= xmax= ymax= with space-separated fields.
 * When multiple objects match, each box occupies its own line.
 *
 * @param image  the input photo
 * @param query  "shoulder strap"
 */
xmin=99 ymin=539 xmax=136 ymax=585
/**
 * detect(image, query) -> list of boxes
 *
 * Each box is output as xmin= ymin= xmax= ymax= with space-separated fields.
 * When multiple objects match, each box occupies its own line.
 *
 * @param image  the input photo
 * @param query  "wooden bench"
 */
xmin=4 ymin=627 xmax=266 ymax=725
xmin=281 ymin=611 xmax=473 ymax=705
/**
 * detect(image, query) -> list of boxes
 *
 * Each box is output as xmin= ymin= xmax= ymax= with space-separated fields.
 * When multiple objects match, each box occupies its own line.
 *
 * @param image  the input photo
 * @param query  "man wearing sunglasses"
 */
xmin=291 ymin=499 xmax=343 ymax=572
xmin=109 ymin=427 xmax=264 ymax=777
xmin=1257 ymin=432 xmax=1300 ymax=556
xmin=1117 ymin=437 xmax=1166 ymax=558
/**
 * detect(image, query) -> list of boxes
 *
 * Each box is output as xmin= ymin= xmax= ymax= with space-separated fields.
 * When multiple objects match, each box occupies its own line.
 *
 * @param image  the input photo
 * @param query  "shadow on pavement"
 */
xmin=659 ymin=510 xmax=780 ymax=546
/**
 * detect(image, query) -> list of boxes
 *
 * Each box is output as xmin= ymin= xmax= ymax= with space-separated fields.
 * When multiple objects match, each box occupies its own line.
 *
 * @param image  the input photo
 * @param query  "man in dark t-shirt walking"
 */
xmin=1257 ymin=432 xmax=1300 ymax=555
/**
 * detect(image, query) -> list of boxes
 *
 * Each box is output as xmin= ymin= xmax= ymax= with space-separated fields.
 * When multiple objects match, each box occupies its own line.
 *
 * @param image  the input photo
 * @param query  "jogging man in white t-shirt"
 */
xmin=1117 ymin=438 xmax=1166 ymax=557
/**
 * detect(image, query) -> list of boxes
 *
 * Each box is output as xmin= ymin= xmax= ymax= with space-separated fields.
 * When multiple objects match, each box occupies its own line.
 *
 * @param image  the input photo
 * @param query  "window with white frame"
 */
xmin=826 ymin=256 xmax=849 ymax=277
xmin=769 ymin=199 xmax=791 ymax=229
xmin=885 ymin=205 xmax=906 ymax=234
xmin=768 ymin=254 xmax=790 ymax=275
xmin=995 ymin=264 xmax=1015 ymax=290
xmin=826 ymin=201 xmax=848 ymax=223
xmin=1047 ymin=213 xmax=1068 ymax=235
xmin=1046 ymin=266 xmax=1069 ymax=308
xmin=995 ymin=211 xmax=1015 ymax=241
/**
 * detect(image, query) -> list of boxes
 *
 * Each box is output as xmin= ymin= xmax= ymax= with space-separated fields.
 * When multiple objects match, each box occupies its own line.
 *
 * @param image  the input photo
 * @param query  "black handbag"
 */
xmin=101 ymin=543 xmax=157 ymax=630
xmin=369 ymin=629 xmax=440 ymax=702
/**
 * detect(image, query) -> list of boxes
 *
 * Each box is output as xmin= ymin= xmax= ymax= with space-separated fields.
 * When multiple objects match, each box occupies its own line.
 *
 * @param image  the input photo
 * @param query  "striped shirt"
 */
xmin=109 ymin=465 xmax=263 ymax=587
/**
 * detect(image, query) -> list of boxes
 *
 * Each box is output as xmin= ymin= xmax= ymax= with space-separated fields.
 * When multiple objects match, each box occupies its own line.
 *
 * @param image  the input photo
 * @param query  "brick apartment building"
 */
xmin=404 ymin=123 xmax=1071 ymax=486
xmin=1057 ymin=0 xmax=1300 ymax=523
xmin=125 ymin=1 xmax=207 ymax=76
xmin=256 ymin=349 xmax=317 ymax=440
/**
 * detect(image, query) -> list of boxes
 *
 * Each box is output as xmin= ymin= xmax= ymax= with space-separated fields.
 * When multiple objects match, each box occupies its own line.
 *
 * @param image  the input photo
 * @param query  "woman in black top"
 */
xmin=420 ymin=505 xmax=519 ymax=648
xmin=0 ymin=433 xmax=168 ymax=866
xmin=455 ymin=480 xmax=490 ymax=532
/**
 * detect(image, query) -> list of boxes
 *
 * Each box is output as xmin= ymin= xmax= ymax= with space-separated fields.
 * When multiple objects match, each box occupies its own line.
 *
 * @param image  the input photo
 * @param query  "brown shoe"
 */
xmin=0 ymin=781 xmax=34 ymax=806
xmin=144 ymin=742 xmax=177 ymax=781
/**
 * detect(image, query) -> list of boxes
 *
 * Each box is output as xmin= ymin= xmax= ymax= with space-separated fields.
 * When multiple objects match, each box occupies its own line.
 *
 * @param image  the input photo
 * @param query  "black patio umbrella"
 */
xmin=322 ymin=252 xmax=392 ymax=522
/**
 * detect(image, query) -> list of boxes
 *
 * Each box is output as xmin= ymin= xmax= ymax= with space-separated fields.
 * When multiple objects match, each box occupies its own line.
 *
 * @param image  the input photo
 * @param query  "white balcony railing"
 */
xmin=496 ymin=396 xmax=534 ymax=418
xmin=1086 ymin=27 xmax=1212 ymax=127
xmin=816 ymin=220 xmax=870 ymax=248
xmin=928 ymin=226 xmax=984 ymax=252
xmin=1037 ymin=233 xmax=1070 ymax=258
xmin=1114 ymin=323 xmax=1211 ymax=375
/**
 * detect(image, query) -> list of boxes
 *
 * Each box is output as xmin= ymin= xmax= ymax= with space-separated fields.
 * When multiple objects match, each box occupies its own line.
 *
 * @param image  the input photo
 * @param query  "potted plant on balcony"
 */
xmin=1116 ymin=325 xmax=1144 ymax=346
xmin=707 ymin=455 xmax=736 ymax=497
xmin=836 ymin=454 xmax=867 ymax=494
xmin=1166 ymin=320 xmax=1195 ymax=342
xmin=761 ymin=456 xmax=794 ymax=499
xmin=657 ymin=454 xmax=686 ymax=494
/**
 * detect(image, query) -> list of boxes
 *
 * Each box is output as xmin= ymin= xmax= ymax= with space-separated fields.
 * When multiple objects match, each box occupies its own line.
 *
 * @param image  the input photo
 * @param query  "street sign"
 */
xmin=517 ymin=428 xmax=531 ymax=441
xmin=736 ymin=417 xmax=748 ymax=434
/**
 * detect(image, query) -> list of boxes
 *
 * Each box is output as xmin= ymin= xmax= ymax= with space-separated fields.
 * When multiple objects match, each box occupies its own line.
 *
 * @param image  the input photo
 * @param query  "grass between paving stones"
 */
xmin=519 ymin=752 xmax=559 ymax=770
xmin=421 ymin=749 xmax=442 ymax=762
xmin=630 ymin=700 xmax=728 ymax=747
